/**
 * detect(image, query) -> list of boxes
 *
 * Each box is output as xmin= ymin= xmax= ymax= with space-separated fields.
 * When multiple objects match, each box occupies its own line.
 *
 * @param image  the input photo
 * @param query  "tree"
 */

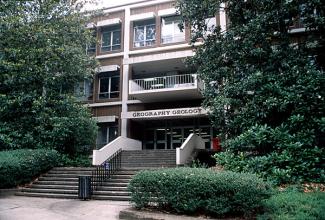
xmin=177 ymin=0 xmax=325 ymax=183
xmin=0 ymin=0 xmax=98 ymax=156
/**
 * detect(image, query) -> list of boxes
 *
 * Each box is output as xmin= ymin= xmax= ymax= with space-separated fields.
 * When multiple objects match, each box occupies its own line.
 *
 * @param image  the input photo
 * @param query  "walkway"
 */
xmin=0 ymin=192 xmax=130 ymax=220
xmin=0 ymin=191 xmax=219 ymax=220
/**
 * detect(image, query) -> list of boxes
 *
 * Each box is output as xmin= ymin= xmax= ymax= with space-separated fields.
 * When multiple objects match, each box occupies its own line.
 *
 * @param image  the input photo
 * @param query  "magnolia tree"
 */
xmin=0 ymin=0 xmax=98 ymax=155
xmin=177 ymin=0 xmax=325 ymax=183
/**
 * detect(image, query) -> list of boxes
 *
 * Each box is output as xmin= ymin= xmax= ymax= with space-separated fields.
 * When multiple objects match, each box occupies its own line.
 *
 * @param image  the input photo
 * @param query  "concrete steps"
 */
xmin=17 ymin=149 xmax=177 ymax=201
xmin=16 ymin=167 xmax=93 ymax=199
xmin=16 ymin=167 xmax=138 ymax=201
xmin=121 ymin=149 xmax=176 ymax=168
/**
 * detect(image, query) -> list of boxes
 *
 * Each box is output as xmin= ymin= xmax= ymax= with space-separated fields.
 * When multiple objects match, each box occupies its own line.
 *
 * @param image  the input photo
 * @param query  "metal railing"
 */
xmin=91 ymin=148 xmax=122 ymax=193
xmin=130 ymin=74 xmax=198 ymax=93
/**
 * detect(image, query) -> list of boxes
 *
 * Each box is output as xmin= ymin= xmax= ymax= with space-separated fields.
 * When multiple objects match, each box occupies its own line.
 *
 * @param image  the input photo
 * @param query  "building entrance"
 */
xmin=142 ymin=118 xmax=214 ymax=149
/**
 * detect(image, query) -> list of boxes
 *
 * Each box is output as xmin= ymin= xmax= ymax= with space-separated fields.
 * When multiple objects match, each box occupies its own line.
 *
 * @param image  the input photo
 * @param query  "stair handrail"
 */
xmin=176 ymin=133 xmax=205 ymax=165
xmin=93 ymin=136 xmax=142 ymax=165
xmin=91 ymin=148 xmax=122 ymax=193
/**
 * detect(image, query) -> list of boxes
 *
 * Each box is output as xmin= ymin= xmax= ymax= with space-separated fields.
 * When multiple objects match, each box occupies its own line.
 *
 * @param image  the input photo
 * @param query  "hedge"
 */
xmin=0 ymin=149 xmax=61 ymax=188
xmin=258 ymin=190 xmax=325 ymax=220
xmin=128 ymin=168 xmax=273 ymax=217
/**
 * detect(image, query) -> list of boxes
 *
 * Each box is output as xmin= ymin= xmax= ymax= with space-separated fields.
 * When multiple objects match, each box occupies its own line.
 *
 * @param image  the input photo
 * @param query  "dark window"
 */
xmin=101 ymin=25 xmax=121 ymax=52
xmin=98 ymin=72 xmax=120 ymax=99
xmin=96 ymin=124 xmax=118 ymax=149
xmin=75 ymin=80 xmax=93 ymax=101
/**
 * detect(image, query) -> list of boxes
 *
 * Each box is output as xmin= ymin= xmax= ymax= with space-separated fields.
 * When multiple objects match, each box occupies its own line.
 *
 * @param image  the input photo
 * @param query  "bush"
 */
xmin=128 ymin=168 xmax=273 ymax=217
xmin=258 ymin=190 xmax=325 ymax=220
xmin=0 ymin=149 xmax=60 ymax=188
xmin=192 ymin=150 xmax=216 ymax=167
xmin=215 ymin=148 xmax=325 ymax=185
xmin=59 ymin=154 xmax=92 ymax=167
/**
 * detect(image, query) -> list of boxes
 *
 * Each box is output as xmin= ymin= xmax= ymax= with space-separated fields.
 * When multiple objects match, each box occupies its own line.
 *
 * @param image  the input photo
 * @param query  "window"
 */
xmin=98 ymin=72 xmax=120 ymax=99
xmin=133 ymin=19 xmax=156 ymax=48
xmin=96 ymin=124 xmax=118 ymax=149
xmin=161 ymin=16 xmax=185 ymax=44
xmin=75 ymin=80 xmax=93 ymax=101
xmin=205 ymin=17 xmax=216 ymax=36
xmin=101 ymin=25 xmax=121 ymax=52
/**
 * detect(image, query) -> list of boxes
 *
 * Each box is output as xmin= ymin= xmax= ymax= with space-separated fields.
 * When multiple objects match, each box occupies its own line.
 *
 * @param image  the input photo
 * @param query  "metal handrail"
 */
xmin=91 ymin=148 xmax=122 ymax=193
xmin=130 ymin=74 xmax=198 ymax=92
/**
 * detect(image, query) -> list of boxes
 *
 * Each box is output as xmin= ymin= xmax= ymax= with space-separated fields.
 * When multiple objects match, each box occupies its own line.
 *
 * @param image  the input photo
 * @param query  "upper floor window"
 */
xmin=161 ymin=16 xmax=185 ymax=44
xmin=133 ymin=19 xmax=156 ymax=48
xmin=75 ymin=79 xmax=93 ymax=101
xmin=98 ymin=72 xmax=120 ymax=99
xmin=101 ymin=25 xmax=121 ymax=52
xmin=205 ymin=17 xmax=216 ymax=36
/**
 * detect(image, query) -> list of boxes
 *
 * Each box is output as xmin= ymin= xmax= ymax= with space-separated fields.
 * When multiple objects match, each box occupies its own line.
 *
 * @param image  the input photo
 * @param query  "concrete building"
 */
xmin=74 ymin=0 xmax=229 ymax=166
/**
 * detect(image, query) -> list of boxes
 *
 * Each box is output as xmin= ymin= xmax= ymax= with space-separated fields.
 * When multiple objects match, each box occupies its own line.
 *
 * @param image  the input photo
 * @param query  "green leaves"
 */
xmin=0 ymin=149 xmax=61 ymax=188
xmin=129 ymin=168 xmax=273 ymax=217
xmin=0 ymin=1 xmax=98 ymax=155
xmin=178 ymin=0 xmax=325 ymax=184
xmin=258 ymin=190 xmax=325 ymax=220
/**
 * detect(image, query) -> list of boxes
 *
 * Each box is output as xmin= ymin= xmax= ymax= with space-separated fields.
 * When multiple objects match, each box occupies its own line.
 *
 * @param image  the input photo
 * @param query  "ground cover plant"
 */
xmin=0 ymin=149 xmax=61 ymax=188
xmin=128 ymin=167 xmax=273 ymax=218
xmin=258 ymin=189 xmax=325 ymax=220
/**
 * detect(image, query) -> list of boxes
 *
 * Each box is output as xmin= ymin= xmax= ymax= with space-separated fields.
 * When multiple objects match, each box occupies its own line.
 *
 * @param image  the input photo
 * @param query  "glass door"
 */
xmin=156 ymin=128 xmax=166 ymax=149
xmin=171 ymin=128 xmax=182 ymax=149
xmin=199 ymin=127 xmax=212 ymax=149
xmin=183 ymin=127 xmax=192 ymax=140
xmin=144 ymin=129 xmax=154 ymax=149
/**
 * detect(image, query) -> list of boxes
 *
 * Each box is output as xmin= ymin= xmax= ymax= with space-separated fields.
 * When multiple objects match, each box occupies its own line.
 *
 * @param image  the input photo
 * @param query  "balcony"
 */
xmin=129 ymin=74 xmax=203 ymax=102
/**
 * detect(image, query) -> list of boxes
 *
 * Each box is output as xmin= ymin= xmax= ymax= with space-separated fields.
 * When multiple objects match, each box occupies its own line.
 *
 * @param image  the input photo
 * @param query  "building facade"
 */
xmin=76 ymin=0 xmax=227 ymax=150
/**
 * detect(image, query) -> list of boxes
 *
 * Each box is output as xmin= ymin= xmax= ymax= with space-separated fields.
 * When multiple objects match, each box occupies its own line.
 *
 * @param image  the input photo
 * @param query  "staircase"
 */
xmin=16 ymin=149 xmax=176 ymax=200
xmin=121 ymin=149 xmax=176 ymax=168
xmin=16 ymin=167 xmax=138 ymax=200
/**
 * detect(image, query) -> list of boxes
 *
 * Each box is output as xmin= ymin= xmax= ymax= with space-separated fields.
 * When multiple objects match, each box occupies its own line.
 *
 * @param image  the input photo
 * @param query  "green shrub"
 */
xmin=59 ymin=154 xmax=92 ymax=167
xmin=258 ymin=190 xmax=325 ymax=220
xmin=0 ymin=149 xmax=60 ymax=188
xmin=215 ymin=148 xmax=325 ymax=185
xmin=128 ymin=167 xmax=273 ymax=217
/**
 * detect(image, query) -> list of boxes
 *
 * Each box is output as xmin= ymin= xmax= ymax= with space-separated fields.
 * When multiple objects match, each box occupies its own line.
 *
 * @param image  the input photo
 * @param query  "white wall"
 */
xmin=176 ymin=133 xmax=205 ymax=165
xmin=92 ymin=136 xmax=142 ymax=165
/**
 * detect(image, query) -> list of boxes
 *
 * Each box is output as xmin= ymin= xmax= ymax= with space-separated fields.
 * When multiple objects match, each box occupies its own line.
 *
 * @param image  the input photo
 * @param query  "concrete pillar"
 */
xmin=121 ymin=7 xmax=131 ymax=137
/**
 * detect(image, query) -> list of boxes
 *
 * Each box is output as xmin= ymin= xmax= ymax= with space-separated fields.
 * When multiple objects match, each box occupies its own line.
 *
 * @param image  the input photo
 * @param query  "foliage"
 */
xmin=177 ymin=0 xmax=325 ymax=183
xmin=190 ymin=159 xmax=208 ymax=168
xmin=0 ymin=0 xmax=98 ymax=155
xmin=192 ymin=150 xmax=216 ymax=167
xmin=0 ymin=149 xmax=60 ymax=188
xmin=59 ymin=154 xmax=92 ymax=167
xmin=215 ymin=148 xmax=325 ymax=184
xmin=128 ymin=168 xmax=273 ymax=217
xmin=258 ymin=190 xmax=325 ymax=220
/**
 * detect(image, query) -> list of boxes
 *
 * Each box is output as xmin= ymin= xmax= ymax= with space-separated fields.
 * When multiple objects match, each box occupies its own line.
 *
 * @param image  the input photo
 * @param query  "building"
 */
xmin=76 ymin=0 xmax=227 ymax=159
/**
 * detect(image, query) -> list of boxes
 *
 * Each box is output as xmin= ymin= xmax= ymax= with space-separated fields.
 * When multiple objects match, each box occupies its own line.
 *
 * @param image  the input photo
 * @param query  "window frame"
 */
xmin=100 ymin=26 xmax=121 ymax=52
xmin=161 ymin=15 xmax=185 ymax=44
xmin=75 ymin=79 xmax=93 ymax=101
xmin=98 ymin=75 xmax=120 ymax=99
xmin=133 ymin=20 xmax=156 ymax=48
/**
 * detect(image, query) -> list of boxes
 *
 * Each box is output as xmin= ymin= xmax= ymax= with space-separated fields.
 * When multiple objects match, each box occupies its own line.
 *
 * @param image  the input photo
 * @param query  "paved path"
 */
xmin=0 ymin=193 xmax=130 ymax=220
xmin=0 ymin=192 xmax=220 ymax=220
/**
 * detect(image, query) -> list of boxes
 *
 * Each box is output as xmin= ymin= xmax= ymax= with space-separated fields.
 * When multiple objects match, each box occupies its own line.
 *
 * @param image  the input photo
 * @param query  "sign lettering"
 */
xmin=125 ymin=107 xmax=207 ymax=119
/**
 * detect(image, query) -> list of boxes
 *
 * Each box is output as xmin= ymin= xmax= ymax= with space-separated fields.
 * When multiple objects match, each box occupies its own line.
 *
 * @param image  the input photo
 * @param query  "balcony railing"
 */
xmin=129 ymin=74 xmax=201 ymax=93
